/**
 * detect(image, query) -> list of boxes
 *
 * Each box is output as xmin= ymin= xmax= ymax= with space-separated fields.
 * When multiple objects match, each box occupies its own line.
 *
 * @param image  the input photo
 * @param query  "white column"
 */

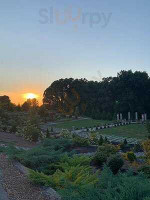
xmin=144 ymin=113 xmax=147 ymax=121
xmin=135 ymin=112 xmax=138 ymax=121
xmin=142 ymin=114 xmax=145 ymax=122
xmin=117 ymin=114 xmax=120 ymax=121
xmin=128 ymin=112 xmax=131 ymax=121
xmin=120 ymin=113 xmax=123 ymax=121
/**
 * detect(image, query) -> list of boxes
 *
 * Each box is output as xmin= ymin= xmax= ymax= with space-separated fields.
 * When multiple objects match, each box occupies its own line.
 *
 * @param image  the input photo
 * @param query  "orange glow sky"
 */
xmin=0 ymin=90 xmax=43 ymax=105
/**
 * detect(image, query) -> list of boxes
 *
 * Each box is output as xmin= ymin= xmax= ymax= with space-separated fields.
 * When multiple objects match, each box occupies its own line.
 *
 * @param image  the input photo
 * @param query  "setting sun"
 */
xmin=23 ymin=93 xmax=38 ymax=100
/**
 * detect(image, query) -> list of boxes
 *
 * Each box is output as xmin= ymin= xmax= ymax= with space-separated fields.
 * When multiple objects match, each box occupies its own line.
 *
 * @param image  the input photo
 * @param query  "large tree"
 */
xmin=43 ymin=70 xmax=150 ymax=120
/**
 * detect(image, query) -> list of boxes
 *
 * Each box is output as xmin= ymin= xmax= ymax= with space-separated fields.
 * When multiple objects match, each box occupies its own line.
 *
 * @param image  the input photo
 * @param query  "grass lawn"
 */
xmin=54 ymin=119 xmax=112 ymax=129
xmin=98 ymin=124 xmax=148 ymax=140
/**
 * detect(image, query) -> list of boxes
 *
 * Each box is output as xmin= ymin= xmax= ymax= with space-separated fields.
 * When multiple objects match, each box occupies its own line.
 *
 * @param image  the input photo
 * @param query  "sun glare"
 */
xmin=23 ymin=93 xmax=38 ymax=100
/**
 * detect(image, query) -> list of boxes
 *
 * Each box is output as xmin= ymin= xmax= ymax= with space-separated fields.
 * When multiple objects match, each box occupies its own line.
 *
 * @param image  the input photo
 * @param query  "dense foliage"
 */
xmin=6 ymin=139 xmax=73 ymax=175
xmin=43 ymin=70 xmax=150 ymax=120
xmin=3 ymin=137 xmax=150 ymax=200
xmin=30 ymin=165 xmax=150 ymax=200
xmin=107 ymin=155 xmax=124 ymax=174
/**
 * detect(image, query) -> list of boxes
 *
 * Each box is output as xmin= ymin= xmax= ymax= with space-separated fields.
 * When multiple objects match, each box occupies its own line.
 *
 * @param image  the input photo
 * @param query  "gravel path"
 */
xmin=0 ymin=172 xmax=9 ymax=200
xmin=0 ymin=154 xmax=51 ymax=200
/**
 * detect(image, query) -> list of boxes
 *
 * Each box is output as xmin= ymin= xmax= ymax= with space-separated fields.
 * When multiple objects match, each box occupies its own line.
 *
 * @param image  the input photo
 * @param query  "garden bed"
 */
xmin=0 ymin=136 xmax=150 ymax=200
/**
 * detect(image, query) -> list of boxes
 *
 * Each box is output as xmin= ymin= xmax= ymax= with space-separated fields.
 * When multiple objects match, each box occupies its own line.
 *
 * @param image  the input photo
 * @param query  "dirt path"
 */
xmin=0 ymin=154 xmax=51 ymax=200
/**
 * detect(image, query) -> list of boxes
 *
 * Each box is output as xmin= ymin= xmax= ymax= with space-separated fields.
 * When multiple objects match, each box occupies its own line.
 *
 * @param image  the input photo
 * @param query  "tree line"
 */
xmin=43 ymin=70 xmax=150 ymax=120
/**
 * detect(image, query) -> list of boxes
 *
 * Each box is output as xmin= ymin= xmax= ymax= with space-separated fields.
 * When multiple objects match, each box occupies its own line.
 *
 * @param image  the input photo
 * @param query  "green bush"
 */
xmin=133 ymin=143 xmax=143 ymax=152
xmin=90 ymin=132 xmax=98 ymax=145
xmin=126 ymin=151 xmax=136 ymax=162
xmin=5 ymin=139 xmax=73 ymax=175
xmin=59 ymin=154 xmax=91 ymax=169
xmin=138 ymin=165 xmax=150 ymax=178
xmin=146 ymin=121 xmax=150 ymax=134
xmin=98 ymin=144 xmax=118 ymax=157
xmin=72 ymin=135 xmax=90 ymax=147
xmin=92 ymin=152 xmax=107 ymax=166
xmin=29 ymin=165 xmax=99 ymax=190
xmin=98 ymin=135 xmax=104 ymax=146
xmin=59 ymin=166 xmax=150 ymax=200
xmin=60 ymin=129 xmax=72 ymax=139
xmin=29 ymin=170 xmax=52 ymax=186
xmin=46 ymin=128 xmax=51 ymax=138
xmin=107 ymin=154 xmax=124 ymax=174
xmin=0 ymin=146 xmax=6 ymax=153
xmin=104 ymin=137 xmax=109 ymax=144
xmin=47 ymin=154 xmax=91 ymax=175
xmin=22 ymin=124 xmax=41 ymax=142
xmin=3 ymin=126 xmax=7 ymax=132
xmin=42 ymin=138 xmax=73 ymax=151
xmin=124 ymin=138 xmax=128 ymax=145
xmin=10 ymin=125 xmax=17 ymax=133
xmin=120 ymin=139 xmax=128 ymax=150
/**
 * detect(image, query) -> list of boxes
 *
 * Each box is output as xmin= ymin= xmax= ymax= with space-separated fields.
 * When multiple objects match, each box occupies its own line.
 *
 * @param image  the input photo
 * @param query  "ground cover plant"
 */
xmin=5 ymin=138 xmax=74 ymax=175
xmin=98 ymin=124 xmax=148 ymax=139
xmin=29 ymin=154 xmax=99 ymax=190
xmin=30 ymin=165 xmax=150 ymax=200
xmin=54 ymin=119 xmax=111 ymax=129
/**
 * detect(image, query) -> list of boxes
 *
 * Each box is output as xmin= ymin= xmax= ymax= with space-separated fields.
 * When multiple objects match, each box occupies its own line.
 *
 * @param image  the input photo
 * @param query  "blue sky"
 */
xmin=0 ymin=0 xmax=150 ymax=103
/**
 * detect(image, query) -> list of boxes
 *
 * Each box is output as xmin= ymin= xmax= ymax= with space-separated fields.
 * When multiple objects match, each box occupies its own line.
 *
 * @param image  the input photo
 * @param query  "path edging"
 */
xmin=13 ymin=161 xmax=61 ymax=200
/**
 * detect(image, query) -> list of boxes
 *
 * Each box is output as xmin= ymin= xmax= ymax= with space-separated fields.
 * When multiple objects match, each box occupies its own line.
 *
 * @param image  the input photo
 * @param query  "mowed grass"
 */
xmin=98 ymin=124 xmax=148 ymax=140
xmin=54 ymin=119 xmax=112 ymax=129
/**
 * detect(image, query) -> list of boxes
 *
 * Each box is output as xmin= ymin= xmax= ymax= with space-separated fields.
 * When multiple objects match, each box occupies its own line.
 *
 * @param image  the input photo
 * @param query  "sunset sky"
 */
xmin=0 ymin=0 xmax=150 ymax=104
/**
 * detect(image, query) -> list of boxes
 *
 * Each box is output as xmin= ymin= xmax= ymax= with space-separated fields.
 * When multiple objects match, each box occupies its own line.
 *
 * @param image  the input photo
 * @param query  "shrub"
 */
xmin=104 ymin=137 xmax=109 ymax=144
xmin=123 ymin=138 xmax=128 ymax=145
xmin=29 ymin=170 xmax=52 ymax=186
xmin=120 ymin=139 xmax=129 ymax=151
xmin=48 ymin=154 xmax=91 ymax=175
xmin=146 ymin=121 xmax=150 ymax=134
xmin=52 ymin=165 xmax=99 ymax=189
xmin=90 ymin=132 xmax=98 ymax=145
xmin=59 ymin=166 xmax=150 ymax=200
xmin=98 ymin=135 xmax=104 ymax=146
xmin=143 ymin=140 xmax=150 ymax=157
xmin=97 ymin=144 xmax=118 ymax=157
xmin=60 ymin=129 xmax=72 ymax=139
xmin=46 ymin=128 xmax=51 ymax=138
xmin=92 ymin=152 xmax=107 ymax=167
xmin=72 ymin=135 xmax=90 ymax=147
xmin=5 ymin=139 xmax=73 ymax=175
xmin=3 ymin=126 xmax=7 ymax=132
xmin=10 ymin=125 xmax=17 ymax=133
xmin=0 ymin=146 xmax=6 ymax=153
xmin=42 ymin=138 xmax=73 ymax=151
xmin=133 ymin=143 xmax=143 ymax=152
xmin=29 ymin=165 xmax=99 ymax=190
xmin=138 ymin=165 xmax=150 ymax=178
xmin=125 ymin=151 xmax=137 ymax=162
xmin=107 ymin=154 xmax=124 ymax=174
xmin=51 ymin=127 xmax=54 ymax=133
xmin=59 ymin=154 xmax=91 ymax=169
xmin=22 ymin=124 xmax=41 ymax=142
xmin=13 ymin=147 xmax=63 ymax=174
